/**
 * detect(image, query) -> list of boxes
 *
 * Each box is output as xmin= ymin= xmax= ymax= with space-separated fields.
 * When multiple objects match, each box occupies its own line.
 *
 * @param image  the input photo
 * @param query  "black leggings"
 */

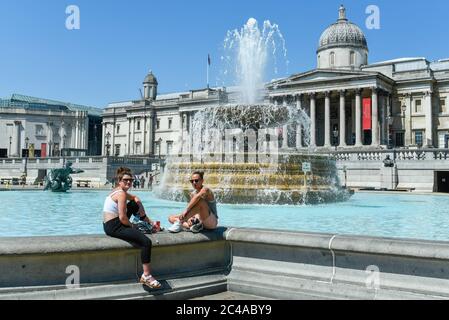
xmin=103 ymin=201 xmax=152 ymax=264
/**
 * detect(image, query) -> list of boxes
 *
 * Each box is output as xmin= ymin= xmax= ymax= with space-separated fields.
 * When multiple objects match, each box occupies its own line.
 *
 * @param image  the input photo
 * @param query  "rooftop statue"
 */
xmin=44 ymin=161 xmax=84 ymax=192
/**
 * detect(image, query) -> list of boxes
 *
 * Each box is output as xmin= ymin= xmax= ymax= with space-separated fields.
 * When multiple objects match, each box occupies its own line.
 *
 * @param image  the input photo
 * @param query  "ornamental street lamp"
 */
xmin=332 ymin=126 xmax=339 ymax=148
xmin=24 ymin=137 xmax=29 ymax=177
xmin=9 ymin=136 xmax=12 ymax=158
xmin=158 ymin=137 xmax=162 ymax=172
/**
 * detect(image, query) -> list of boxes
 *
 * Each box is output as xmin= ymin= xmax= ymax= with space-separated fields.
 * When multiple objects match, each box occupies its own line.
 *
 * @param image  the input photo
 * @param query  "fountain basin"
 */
xmin=158 ymin=153 xmax=352 ymax=204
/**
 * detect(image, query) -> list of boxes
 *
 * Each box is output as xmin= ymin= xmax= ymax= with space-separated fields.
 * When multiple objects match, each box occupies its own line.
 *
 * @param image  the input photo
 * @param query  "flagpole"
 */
xmin=207 ymin=55 xmax=210 ymax=89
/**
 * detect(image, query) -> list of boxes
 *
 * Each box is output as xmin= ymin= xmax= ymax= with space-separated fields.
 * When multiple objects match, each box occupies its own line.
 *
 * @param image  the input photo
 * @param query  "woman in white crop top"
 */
xmin=103 ymin=167 xmax=161 ymax=289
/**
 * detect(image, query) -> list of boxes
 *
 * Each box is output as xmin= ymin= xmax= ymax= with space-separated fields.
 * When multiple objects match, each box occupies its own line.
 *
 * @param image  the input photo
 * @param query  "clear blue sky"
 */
xmin=0 ymin=0 xmax=448 ymax=108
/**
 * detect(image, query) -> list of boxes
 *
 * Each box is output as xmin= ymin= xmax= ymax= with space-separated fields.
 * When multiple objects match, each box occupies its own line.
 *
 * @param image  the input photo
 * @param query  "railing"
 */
xmin=325 ymin=149 xmax=449 ymax=162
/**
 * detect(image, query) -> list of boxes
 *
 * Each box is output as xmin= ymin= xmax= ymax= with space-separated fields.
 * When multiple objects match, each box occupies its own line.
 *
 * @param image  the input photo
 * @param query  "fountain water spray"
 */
xmin=155 ymin=18 xmax=351 ymax=205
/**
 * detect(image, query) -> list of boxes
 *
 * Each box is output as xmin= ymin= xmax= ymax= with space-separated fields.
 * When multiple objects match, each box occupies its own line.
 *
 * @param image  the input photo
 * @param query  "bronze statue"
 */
xmin=44 ymin=161 xmax=84 ymax=192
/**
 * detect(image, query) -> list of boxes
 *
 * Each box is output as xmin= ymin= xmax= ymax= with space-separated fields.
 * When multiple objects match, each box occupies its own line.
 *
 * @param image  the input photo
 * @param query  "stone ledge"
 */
xmin=224 ymin=228 xmax=449 ymax=260
xmin=0 ymin=227 xmax=228 ymax=256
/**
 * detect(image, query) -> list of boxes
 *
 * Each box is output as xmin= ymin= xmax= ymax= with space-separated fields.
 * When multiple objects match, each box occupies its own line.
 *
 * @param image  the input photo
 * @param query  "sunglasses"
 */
xmin=122 ymin=178 xmax=134 ymax=183
xmin=190 ymin=179 xmax=201 ymax=184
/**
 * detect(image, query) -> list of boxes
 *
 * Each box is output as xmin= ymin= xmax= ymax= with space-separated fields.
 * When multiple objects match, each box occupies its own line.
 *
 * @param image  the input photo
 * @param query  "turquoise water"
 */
xmin=1 ymin=190 xmax=449 ymax=241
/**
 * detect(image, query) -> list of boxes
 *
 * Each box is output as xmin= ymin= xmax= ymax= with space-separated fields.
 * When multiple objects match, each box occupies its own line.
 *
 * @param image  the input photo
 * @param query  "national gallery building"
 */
xmin=0 ymin=94 xmax=102 ymax=158
xmin=102 ymin=6 xmax=449 ymax=158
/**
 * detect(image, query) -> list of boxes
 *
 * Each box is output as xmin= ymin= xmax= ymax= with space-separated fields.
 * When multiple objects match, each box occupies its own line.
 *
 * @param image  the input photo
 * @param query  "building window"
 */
xmin=156 ymin=119 xmax=160 ymax=130
xmin=168 ymin=118 xmax=173 ymax=130
xmin=414 ymin=99 xmax=422 ymax=113
xmin=414 ymin=131 xmax=423 ymax=147
xmin=115 ymin=144 xmax=120 ymax=156
xmin=137 ymin=121 xmax=141 ymax=131
xmin=135 ymin=142 xmax=141 ymax=154
xmin=350 ymin=51 xmax=355 ymax=66
xmin=330 ymin=52 xmax=335 ymax=67
xmin=440 ymin=98 xmax=447 ymax=114
xmin=35 ymin=125 xmax=44 ymax=136
xmin=167 ymin=141 xmax=173 ymax=155
xmin=438 ymin=132 xmax=449 ymax=148
xmin=116 ymin=124 xmax=120 ymax=134
xmin=395 ymin=132 xmax=405 ymax=147
xmin=317 ymin=55 xmax=320 ymax=68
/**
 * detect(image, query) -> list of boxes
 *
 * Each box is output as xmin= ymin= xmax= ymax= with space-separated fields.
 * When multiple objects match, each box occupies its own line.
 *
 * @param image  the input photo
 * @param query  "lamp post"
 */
xmin=9 ymin=136 xmax=12 ymax=158
xmin=332 ymin=126 xmax=339 ymax=150
xmin=401 ymin=104 xmax=407 ymax=149
xmin=158 ymin=137 xmax=162 ymax=172
xmin=105 ymin=132 xmax=111 ymax=156
xmin=24 ymin=137 xmax=29 ymax=178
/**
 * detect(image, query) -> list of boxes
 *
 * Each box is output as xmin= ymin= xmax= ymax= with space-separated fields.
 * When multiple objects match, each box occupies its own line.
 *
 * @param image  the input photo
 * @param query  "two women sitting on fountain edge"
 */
xmin=103 ymin=167 xmax=161 ymax=289
xmin=168 ymin=171 xmax=219 ymax=233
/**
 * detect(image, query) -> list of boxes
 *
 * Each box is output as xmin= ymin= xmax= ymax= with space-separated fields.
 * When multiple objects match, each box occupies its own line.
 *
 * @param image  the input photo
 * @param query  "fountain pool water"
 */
xmin=2 ymin=190 xmax=449 ymax=241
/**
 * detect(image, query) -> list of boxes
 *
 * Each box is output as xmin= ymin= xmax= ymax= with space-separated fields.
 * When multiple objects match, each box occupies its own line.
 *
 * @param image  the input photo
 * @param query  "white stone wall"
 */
xmin=0 ymin=109 xmax=88 ymax=157
xmin=318 ymin=47 xmax=368 ymax=70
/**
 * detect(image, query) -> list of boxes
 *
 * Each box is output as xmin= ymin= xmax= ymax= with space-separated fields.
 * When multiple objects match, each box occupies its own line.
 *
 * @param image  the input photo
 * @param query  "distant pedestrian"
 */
xmin=148 ymin=174 xmax=154 ymax=191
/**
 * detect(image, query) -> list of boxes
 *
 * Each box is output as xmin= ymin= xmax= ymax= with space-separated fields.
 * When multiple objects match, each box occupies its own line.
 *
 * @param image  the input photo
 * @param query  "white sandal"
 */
xmin=140 ymin=274 xmax=161 ymax=289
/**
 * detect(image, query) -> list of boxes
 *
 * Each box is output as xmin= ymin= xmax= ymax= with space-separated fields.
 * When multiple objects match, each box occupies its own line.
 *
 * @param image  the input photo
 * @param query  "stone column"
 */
xmin=148 ymin=113 xmax=154 ymax=155
xmin=282 ymin=97 xmax=289 ymax=148
xmin=296 ymin=94 xmax=303 ymax=148
xmin=425 ymin=91 xmax=433 ymax=147
xmin=74 ymin=114 xmax=79 ymax=150
xmin=102 ymin=122 xmax=106 ymax=156
xmin=355 ymin=89 xmax=363 ymax=147
xmin=131 ymin=118 xmax=135 ymax=155
xmin=372 ymin=88 xmax=379 ymax=147
xmin=143 ymin=116 xmax=147 ymax=155
xmin=339 ymin=90 xmax=347 ymax=147
xmin=310 ymin=93 xmax=316 ymax=147
xmin=60 ymin=122 xmax=66 ymax=151
xmin=13 ymin=121 xmax=21 ymax=157
xmin=404 ymin=93 xmax=412 ymax=146
xmin=324 ymin=91 xmax=331 ymax=147
xmin=127 ymin=118 xmax=131 ymax=155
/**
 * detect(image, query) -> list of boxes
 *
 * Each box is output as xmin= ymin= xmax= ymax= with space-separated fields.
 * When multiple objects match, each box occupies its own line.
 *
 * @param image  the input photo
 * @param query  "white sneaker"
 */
xmin=168 ymin=220 xmax=183 ymax=233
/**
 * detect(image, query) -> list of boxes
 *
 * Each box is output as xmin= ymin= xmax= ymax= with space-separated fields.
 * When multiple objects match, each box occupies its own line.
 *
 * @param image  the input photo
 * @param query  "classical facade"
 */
xmin=103 ymin=5 xmax=449 ymax=157
xmin=0 ymin=94 xmax=102 ymax=158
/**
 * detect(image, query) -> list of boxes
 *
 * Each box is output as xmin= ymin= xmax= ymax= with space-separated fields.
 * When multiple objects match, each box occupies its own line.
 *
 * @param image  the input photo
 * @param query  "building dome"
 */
xmin=143 ymin=70 xmax=158 ymax=84
xmin=318 ymin=25 xmax=367 ymax=53
xmin=316 ymin=5 xmax=369 ymax=70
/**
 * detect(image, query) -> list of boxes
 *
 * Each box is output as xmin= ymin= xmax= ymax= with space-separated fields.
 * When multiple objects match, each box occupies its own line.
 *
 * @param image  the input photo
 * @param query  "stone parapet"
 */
xmin=2 ymin=228 xmax=449 ymax=299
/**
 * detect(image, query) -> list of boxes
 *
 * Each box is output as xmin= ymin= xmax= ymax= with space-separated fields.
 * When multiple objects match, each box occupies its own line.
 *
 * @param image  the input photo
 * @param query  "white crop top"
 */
xmin=103 ymin=190 xmax=124 ymax=216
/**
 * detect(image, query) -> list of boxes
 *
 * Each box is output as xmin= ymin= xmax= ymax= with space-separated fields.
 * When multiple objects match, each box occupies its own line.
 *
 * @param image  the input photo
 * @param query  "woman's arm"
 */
xmin=179 ymin=188 xmax=209 ymax=220
xmin=127 ymin=193 xmax=152 ymax=224
xmin=117 ymin=192 xmax=133 ymax=227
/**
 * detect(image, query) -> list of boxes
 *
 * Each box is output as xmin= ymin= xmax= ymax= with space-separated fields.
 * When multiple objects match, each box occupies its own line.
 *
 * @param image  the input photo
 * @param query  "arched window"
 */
xmin=318 ymin=55 xmax=320 ymax=68
xmin=330 ymin=52 xmax=335 ymax=67
xmin=350 ymin=51 xmax=355 ymax=66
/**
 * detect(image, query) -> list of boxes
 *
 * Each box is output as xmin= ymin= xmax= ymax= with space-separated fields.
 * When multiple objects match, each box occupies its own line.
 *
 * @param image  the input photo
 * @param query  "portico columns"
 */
xmin=339 ymin=90 xmax=347 ymax=147
xmin=425 ymin=91 xmax=433 ymax=147
xmin=13 ymin=121 xmax=21 ymax=157
xmin=296 ymin=94 xmax=303 ymax=148
xmin=282 ymin=97 xmax=289 ymax=148
xmin=309 ymin=93 xmax=316 ymax=147
xmin=101 ymin=122 xmax=106 ymax=156
xmin=371 ymin=88 xmax=379 ymax=147
xmin=324 ymin=91 xmax=331 ymax=148
xmin=355 ymin=89 xmax=363 ymax=147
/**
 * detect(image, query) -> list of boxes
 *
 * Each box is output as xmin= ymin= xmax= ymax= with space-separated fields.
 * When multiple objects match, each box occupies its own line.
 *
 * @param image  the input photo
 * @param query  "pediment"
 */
xmin=272 ymin=69 xmax=374 ymax=85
